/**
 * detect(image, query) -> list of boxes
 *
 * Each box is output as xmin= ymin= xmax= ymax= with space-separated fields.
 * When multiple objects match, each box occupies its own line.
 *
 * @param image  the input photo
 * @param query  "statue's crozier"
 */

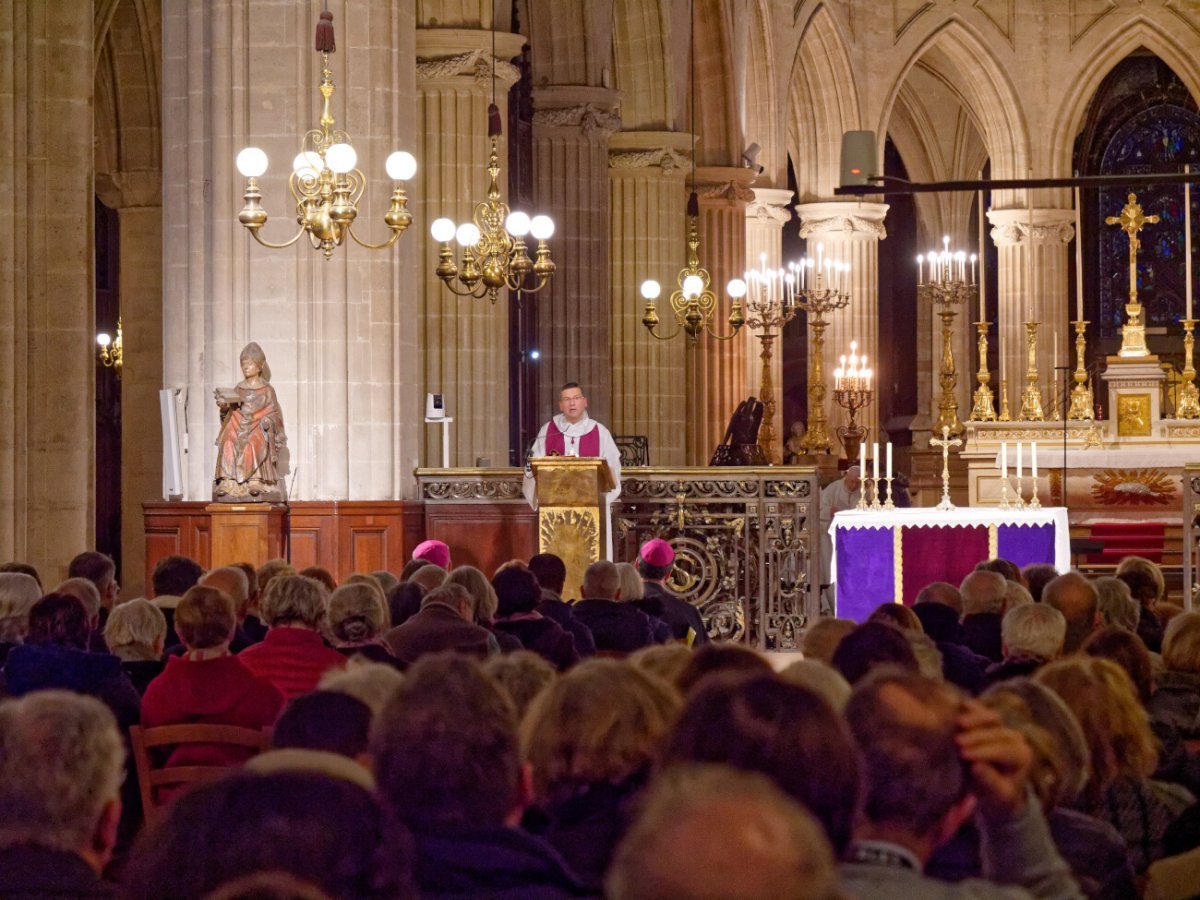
xmin=213 ymin=342 xmax=287 ymax=502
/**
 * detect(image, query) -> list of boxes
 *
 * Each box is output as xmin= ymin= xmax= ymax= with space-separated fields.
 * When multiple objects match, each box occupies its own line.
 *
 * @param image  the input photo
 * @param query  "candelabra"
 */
xmin=998 ymin=379 xmax=1012 ymax=421
xmin=832 ymin=341 xmax=874 ymax=465
xmin=969 ymin=321 xmax=997 ymax=421
xmin=1019 ymin=321 xmax=1046 ymax=420
xmin=96 ymin=317 xmax=123 ymax=372
xmin=737 ymin=255 xmax=800 ymax=463
xmin=1178 ymin=319 xmax=1200 ymax=419
xmin=793 ymin=248 xmax=851 ymax=454
xmin=236 ymin=10 xmax=416 ymax=260
xmin=917 ymin=240 xmax=977 ymax=440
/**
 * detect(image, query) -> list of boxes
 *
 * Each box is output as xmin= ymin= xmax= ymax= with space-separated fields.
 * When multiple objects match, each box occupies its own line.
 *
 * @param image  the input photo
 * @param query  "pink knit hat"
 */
xmin=638 ymin=538 xmax=675 ymax=567
xmin=412 ymin=539 xmax=451 ymax=570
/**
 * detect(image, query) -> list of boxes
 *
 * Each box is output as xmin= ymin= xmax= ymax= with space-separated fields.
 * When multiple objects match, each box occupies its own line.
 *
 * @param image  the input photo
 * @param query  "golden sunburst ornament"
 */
xmin=1090 ymin=468 xmax=1177 ymax=506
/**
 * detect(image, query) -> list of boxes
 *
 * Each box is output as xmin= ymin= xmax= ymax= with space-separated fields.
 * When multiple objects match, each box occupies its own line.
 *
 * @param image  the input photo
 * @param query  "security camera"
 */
xmin=742 ymin=142 xmax=764 ymax=175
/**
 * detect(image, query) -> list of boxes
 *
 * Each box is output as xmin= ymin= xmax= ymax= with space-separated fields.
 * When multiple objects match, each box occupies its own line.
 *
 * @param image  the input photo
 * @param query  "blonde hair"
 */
xmin=520 ymin=660 xmax=681 ymax=801
xmin=629 ymin=643 xmax=694 ymax=686
xmin=327 ymin=583 xmax=390 ymax=645
xmin=104 ymin=599 xmax=167 ymax=660
xmin=1115 ymin=555 xmax=1164 ymax=604
xmin=1036 ymin=656 xmax=1157 ymax=803
xmin=319 ymin=659 xmax=404 ymax=716
xmin=260 ymin=575 xmax=326 ymax=629
xmin=616 ymin=563 xmax=644 ymax=602
xmin=445 ymin=566 xmax=497 ymax=623
xmin=1163 ymin=611 xmax=1200 ymax=675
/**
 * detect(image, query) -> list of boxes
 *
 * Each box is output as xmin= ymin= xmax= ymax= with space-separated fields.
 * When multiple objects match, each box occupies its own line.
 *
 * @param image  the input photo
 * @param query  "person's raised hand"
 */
xmin=955 ymin=699 xmax=1032 ymax=818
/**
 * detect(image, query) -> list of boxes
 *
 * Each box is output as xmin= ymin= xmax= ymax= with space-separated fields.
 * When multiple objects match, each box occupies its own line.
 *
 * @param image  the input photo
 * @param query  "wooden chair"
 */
xmin=129 ymin=723 xmax=272 ymax=822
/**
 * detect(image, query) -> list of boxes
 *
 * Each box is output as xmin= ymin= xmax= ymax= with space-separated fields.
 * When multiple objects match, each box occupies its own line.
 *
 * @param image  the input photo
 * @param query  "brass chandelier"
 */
xmin=235 ymin=9 xmax=417 ymax=259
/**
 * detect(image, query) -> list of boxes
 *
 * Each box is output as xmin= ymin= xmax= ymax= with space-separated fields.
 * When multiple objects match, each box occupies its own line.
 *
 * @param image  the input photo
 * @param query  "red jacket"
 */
xmin=141 ymin=654 xmax=284 ymax=767
xmin=237 ymin=627 xmax=346 ymax=700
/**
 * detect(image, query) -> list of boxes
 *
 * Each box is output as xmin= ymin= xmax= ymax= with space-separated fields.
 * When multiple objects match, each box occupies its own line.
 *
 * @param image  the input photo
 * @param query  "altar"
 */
xmin=831 ymin=506 xmax=1070 ymax=621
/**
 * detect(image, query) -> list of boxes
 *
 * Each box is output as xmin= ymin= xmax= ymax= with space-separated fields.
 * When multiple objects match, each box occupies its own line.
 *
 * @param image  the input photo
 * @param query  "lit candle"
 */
xmin=1001 ymin=442 xmax=1008 ymax=480
xmin=1031 ymin=441 xmax=1038 ymax=479
xmin=873 ymin=442 xmax=879 ymax=482
xmin=886 ymin=442 xmax=893 ymax=480
xmin=1187 ymin=165 xmax=1194 ymax=321
xmin=917 ymin=254 xmax=924 ymax=285
xmin=1016 ymin=441 xmax=1023 ymax=483
xmin=1074 ymin=186 xmax=1084 ymax=321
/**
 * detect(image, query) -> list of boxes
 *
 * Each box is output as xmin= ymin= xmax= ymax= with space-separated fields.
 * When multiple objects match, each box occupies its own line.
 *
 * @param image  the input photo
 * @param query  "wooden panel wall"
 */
xmin=423 ymin=502 xmax=538 ymax=577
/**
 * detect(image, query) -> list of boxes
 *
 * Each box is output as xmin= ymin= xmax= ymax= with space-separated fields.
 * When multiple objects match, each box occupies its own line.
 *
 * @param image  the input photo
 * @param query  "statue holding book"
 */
xmin=213 ymin=342 xmax=287 ymax=502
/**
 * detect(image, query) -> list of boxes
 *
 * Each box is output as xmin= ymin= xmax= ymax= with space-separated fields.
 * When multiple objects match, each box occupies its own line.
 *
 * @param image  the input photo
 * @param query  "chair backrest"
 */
xmin=129 ymin=723 xmax=272 ymax=822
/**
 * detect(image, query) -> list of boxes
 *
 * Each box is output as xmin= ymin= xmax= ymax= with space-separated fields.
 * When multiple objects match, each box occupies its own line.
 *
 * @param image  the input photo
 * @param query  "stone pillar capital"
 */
xmin=746 ymin=188 xmax=795 ymax=226
xmin=608 ymin=131 xmax=692 ymax=175
xmin=693 ymin=166 xmax=756 ymax=205
xmin=416 ymin=28 xmax=525 ymax=88
xmin=532 ymin=86 xmax=621 ymax=140
xmin=987 ymin=208 xmax=1076 ymax=246
xmin=795 ymin=201 xmax=889 ymax=241
xmin=95 ymin=169 xmax=162 ymax=210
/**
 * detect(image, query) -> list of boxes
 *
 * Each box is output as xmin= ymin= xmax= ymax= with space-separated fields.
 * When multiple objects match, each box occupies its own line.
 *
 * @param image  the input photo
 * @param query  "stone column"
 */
xmin=744 ymin=187 xmax=795 ymax=463
xmin=531 ymin=86 xmax=621 ymax=422
xmin=687 ymin=167 xmax=755 ymax=465
xmin=163 ymin=0 xmax=421 ymax=502
xmin=795 ymin=202 xmax=889 ymax=454
xmin=988 ymin=209 xmax=1074 ymax=418
xmin=0 ymin=1 xmax=94 ymax=581
xmin=415 ymin=27 xmax=524 ymax=467
xmin=608 ymin=132 xmax=692 ymax=466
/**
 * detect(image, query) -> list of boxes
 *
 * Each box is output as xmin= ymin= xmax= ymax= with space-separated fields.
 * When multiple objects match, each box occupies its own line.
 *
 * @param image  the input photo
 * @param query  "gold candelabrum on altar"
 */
xmin=1180 ymin=319 xmax=1200 ymax=418
xmin=917 ymin=239 xmax=977 ymax=439
xmin=1020 ymin=320 xmax=1046 ymax=420
xmin=969 ymin=321 xmax=997 ymax=421
xmin=833 ymin=341 xmax=873 ymax=464
xmin=792 ymin=245 xmax=851 ymax=455
xmin=1067 ymin=320 xmax=1096 ymax=420
xmin=235 ymin=10 xmax=417 ymax=260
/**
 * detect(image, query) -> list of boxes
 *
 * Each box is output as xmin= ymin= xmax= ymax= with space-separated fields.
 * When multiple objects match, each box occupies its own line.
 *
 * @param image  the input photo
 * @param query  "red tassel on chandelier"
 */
xmin=315 ymin=10 xmax=335 ymax=53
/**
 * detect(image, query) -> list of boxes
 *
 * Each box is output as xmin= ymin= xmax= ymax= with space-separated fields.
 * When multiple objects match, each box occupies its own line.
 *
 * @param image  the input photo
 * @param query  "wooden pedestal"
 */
xmin=205 ymin=503 xmax=285 ymax=569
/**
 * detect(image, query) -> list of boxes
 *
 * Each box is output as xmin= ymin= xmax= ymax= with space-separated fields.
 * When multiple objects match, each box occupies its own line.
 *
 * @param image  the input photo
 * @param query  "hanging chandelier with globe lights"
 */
xmin=234 ymin=8 xmax=417 ymax=259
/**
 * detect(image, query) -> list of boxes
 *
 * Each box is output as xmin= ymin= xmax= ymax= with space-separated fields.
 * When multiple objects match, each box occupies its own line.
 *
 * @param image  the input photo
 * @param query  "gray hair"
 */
xmin=319 ymin=659 xmax=404 ymax=716
xmin=200 ymin=566 xmax=251 ymax=614
xmin=1002 ymin=581 xmax=1034 ymax=615
xmin=53 ymin=577 xmax=102 ymax=620
xmin=0 ymin=692 xmax=124 ymax=853
xmin=779 ymin=658 xmax=852 ymax=712
xmin=906 ymin=631 xmax=945 ymax=681
xmin=582 ymin=560 xmax=621 ymax=600
xmin=327 ymin=583 xmax=390 ymax=645
xmin=1094 ymin=576 xmax=1139 ymax=633
xmin=1002 ymin=603 xmax=1067 ymax=660
xmin=104 ymin=599 xmax=167 ymax=661
xmin=409 ymin=564 xmax=448 ymax=594
xmin=445 ymin=566 xmax=497 ymax=622
xmin=260 ymin=575 xmax=327 ymax=628
xmin=0 ymin=573 xmax=41 ymax=643
xmin=960 ymin=570 xmax=1007 ymax=616
xmin=616 ymin=563 xmax=644 ymax=602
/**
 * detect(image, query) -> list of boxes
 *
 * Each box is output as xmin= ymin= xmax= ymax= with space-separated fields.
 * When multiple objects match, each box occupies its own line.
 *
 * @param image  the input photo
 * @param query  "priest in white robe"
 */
xmin=523 ymin=382 xmax=622 ymax=560
xmin=819 ymin=466 xmax=861 ymax=609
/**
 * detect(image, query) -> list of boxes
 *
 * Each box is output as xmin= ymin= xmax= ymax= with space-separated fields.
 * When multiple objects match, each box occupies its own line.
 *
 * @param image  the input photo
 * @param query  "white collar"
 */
xmin=553 ymin=413 xmax=595 ymax=434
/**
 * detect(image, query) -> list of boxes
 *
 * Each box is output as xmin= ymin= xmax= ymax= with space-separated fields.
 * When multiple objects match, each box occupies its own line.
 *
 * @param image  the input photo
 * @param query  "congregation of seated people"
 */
xmin=4 ymin=542 xmax=1200 ymax=898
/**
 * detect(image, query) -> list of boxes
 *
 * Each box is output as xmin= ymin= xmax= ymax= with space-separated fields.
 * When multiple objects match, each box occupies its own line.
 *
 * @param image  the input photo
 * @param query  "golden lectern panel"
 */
xmin=530 ymin=457 xmax=613 ymax=597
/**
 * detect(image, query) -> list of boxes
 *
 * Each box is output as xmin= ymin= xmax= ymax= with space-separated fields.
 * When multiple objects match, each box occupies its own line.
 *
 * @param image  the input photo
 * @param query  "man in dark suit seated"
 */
xmin=384 ymin=583 xmax=496 ymax=664
xmin=633 ymin=539 xmax=709 ymax=646
xmin=572 ymin=561 xmax=664 ymax=654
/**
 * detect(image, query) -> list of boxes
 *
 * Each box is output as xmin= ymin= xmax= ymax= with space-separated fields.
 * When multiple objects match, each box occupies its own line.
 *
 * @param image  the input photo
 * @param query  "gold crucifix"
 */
xmin=1106 ymin=192 xmax=1159 ymax=358
xmin=929 ymin=425 xmax=961 ymax=511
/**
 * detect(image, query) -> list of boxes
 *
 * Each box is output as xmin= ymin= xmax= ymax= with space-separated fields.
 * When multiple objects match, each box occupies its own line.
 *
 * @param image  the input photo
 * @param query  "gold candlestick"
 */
xmin=795 ymin=272 xmax=850 ymax=455
xmin=970 ymin=321 xmax=998 ymax=421
xmin=1019 ymin=321 xmax=1045 ymax=421
xmin=998 ymin=472 xmax=1012 ymax=509
xmin=1067 ymin=320 xmax=1095 ymax=420
xmin=1028 ymin=474 xmax=1041 ymax=510
xmin=881 ymin=475 xmax=895 ymax=509
xmin=1178 ymin=319 xmax=1200 ymax=419
xmin=999 ymin=379 xmax=1012 ymax=421
xmin=1049 ymin=374 xmax=1061 ymax=421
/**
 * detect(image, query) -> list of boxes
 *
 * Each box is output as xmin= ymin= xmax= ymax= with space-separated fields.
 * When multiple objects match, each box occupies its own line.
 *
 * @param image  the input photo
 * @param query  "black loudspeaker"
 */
xmin=840 ymin=131 xmax=878 ymax=186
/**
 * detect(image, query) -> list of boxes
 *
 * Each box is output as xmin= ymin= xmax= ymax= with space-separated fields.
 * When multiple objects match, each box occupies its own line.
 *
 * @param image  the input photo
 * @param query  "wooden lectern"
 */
xmin=530 ymin=456 xmax=615 ymax=599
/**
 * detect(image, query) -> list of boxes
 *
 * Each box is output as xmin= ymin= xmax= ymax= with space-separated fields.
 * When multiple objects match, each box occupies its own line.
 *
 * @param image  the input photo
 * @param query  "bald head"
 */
xmin=199 ymin=567 xmax=251 ymax=618
xmin=915 ymin=582 xmax=963 ymax=618
xmin=959 ymin=571 xmax=1006 ymax=616
xmin=1043 ymin=572 xmax=1099 ymax=654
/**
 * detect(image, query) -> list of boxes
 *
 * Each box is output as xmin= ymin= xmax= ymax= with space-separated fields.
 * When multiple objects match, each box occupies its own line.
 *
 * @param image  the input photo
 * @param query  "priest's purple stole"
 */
xmin=545 ymin=422 xmax=600 ymax=457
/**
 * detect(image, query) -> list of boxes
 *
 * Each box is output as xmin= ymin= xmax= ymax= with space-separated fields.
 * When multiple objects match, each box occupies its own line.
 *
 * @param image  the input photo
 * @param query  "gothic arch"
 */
xmin=612 ymin=0 xmax=677 ymax=130
xmin=787 ymin=3 xmax=860 ymax=200
xmin=1049 ymin=17 xmax=1200 ymax=178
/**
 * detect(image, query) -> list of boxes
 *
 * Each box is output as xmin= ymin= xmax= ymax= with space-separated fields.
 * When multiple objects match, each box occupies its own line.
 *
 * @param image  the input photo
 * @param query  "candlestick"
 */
xmin=1179 ymin=318 xmax=1200 ymax=419
xmin=1019 ymin=320 xmax=1045 ymax=421
xmin=970 ymin=320 xmax=998 ymax=421
xmin=1067 ymin=320 xmax=1095 ymax=420
xmin=886 ymin=442 xmax=893 ymax=480
xmin=872 ymin=442 xmax=879 ymax=483
xmin=1074 ymin=186 xmax=1084 ymax=321
xmin=999 ymin=378 xmax=1012 ymax=421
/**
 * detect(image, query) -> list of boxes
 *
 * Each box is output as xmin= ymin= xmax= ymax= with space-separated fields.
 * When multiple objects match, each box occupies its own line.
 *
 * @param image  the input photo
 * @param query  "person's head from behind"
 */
xmin=0 ymin=561 xmax=41 ymax=590
xmin=778 ymin=659 xmax=853 ymax=712
xmin=675 ymin=643 xmax=773 ymax=695
xmin=975 ymin=557 xmax=1023 ymax=585
xmin=635 ymin=539 xmax=675 ymax=584
xmin=912 ymin=600 xmax=964 ymax=642
xmin=273 ymin=692 xmax=373 ymax=760
xmin=176 ymin=585 xmax=237 ymax=651
xmin=491 ymin=566 xmax=542 ymax=619
xmin=1093 ymin=576 xmax=1138 ymax=632
xmin=123 ymin=771 xmax=412 ymax=899
xmin=232 ymin=561 xmax=260 ymax=609
xmin=606 ymin=764 xmax=838 ymax=900
xmin=0 ymin=572 xmax=41 ymax=643
xmin=1021 ymin=563 xmax=1059 ymax=603
xmin=844 ymin=671 xmax=974 ymax=851
xmin=256 ymin=559 xmax=297 ymax=598
xmin=399 ymin=558 xmax=430 ymax=583
xmin=800 ymin=618 xmax=855 ymax=665
xmin=483 ymin=650 xmax=556 ymax=717
xmin=0 ymin=691 xmax=124 ymax=872
xmin=629 ymin=643 xmax=694 ymax=686
xmin=385 ymin=581 xmax=425 ymax=628
xmin=959 ymin=570 xmax=1006 ymax=616
xmin=200 ymin=566 xmax=252 ymax=621
xmin=1043 ymin=571 xmax=1100 ymax=653
xmin=661 ymin=672 xmax=859 ymax=855
xmin=104 ymin=599 xmax=167 ymax=661
xmin=1163 ymin=611 xmax=1200 ymax=676
xmin=1115 ymin=555 xmax=1164 ymax=609
xmin=1082 ymin=626 xmax=1154 ymax=704
xmin=26 ymin=593 xmax=90 ymax=650
xmin=151 ymin=554 xmax=204 ymax=598
xmin=53 ymin=578 xmax=102 ymax=629
xmin=67 ymin=551 xmax=118 ymax=608
xmin=914 ymin=581 xmax=963 ymax=618
xmin=831 ymin=622 xmax=920 ymax=685
xmin=615 ymin=562 xmax=644 ymax=602
xmin=868 ymin=602 xmax=923 ymax=632
xmin=1001 ymin=602 xmax=1066 ymax=662
xmin=445 ymin=566 xmax=497 ymax=624
xmin=408 ymin=564 xmax=447 ymax=595
xmin=318 ymin=661 xmax=405 ymax=718
xmin=419 ymin=583 xmax=475 ymax=622
xmin=520 ymin=659 xmax=681 ymax=807
xmin=327 ymin=583 xmax=389 ymax=647
xmin=581 ymin=560 xmax=620 ymax=600
xmin=371 ymin=654 xmax=521 ymax=830
xmin=527 ymin=552 xmax=567 ymax=596
xmin=299 ymin=567 xmax=338 ymax=593
xmin=261 ymin=575 xmax=326 ymax=631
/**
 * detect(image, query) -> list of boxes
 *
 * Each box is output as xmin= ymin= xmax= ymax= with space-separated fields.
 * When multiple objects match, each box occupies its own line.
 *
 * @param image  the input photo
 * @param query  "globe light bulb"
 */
xmin=529 ymin=215 xmax=555 ymax=240
xmin=456 ymin=223 xmax=481 ymax=247
xmin=292 ymin=151 xmax=322 ymax=179
xmin=385 ymin=151 xmax=417 ymax=181
xmin=641 ymin=280 xmax=661 ymax=300
xmin=97 ymin=333 xmax=112 ymax=348
xmin=682 ymin=274 xmax=704 ymax=297
xmin=430 ymin=218 xmax=456 ymax=243
xmin=236 ymin=147 xmax=268 ymax=177
xmin=726 ymin=278 xmax=747 ymax=299
xmin=505 ymin=211 xmax=531 ymax=237
xmin=325 ymin=143 xmax=357 ymax=174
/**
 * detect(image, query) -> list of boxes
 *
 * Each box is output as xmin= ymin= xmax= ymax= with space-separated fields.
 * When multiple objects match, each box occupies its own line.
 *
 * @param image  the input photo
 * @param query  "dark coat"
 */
xmin=570 ymin=599 xmax=662 ymax=654
xmin=538 ymin=593 xmax=596 ymax=657
xmin=633 ymin=582 xmax=709 ymax=645
xmin=120 ymin=659 xmax=166 ymax=696
xmin=0 ymin=843 xmax=115 ymax=898
xmin=962 ymin=612 xmax=1004 ymax=662
xmin=983 ymin=654 xmax=1046 ymax=688
xmin=1148 ymin=671 xmax=1200 ymax=740
xmin=384 ymin=601 xmax=494 ymax=664
xmin=1137 ymin=609 xmax=1165 ymax=654
xmin=412 ymin=825 xmax=594 ymax=899
xmin=3 ymin=644 xmax=140 ymax=729
xmin=334 ymin=641 xmax=403 ymax=668
xmin=495 ymin=615 xmax=580 ymax=670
